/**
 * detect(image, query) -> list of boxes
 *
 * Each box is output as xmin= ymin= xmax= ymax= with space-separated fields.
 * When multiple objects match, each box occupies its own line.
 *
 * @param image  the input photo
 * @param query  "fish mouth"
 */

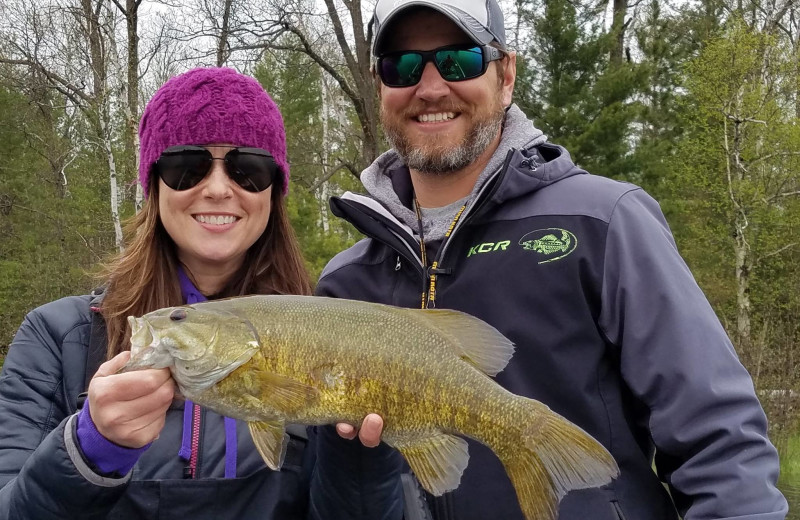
xmin=121 ymin=316 xmax=174 ymax=372
xmin=129 ymin=316 xmax=155 ymax=355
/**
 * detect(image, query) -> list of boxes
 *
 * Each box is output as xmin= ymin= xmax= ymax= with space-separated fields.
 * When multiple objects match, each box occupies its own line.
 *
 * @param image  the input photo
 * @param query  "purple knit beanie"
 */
xmin=138 ymin=67 xmax=289 ymax=197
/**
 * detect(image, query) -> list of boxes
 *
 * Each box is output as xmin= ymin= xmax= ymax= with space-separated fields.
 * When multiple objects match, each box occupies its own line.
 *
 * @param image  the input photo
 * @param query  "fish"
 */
xmin=123 ymin=295 xmax=619 ymax=519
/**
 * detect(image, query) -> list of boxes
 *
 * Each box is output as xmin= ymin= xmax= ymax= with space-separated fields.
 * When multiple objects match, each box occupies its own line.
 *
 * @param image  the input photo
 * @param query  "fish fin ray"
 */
xmin=410 ymin=309 xmax=514 ymax=376
xmin=392 ymin=432 xmax=469 ymax=496
xmin=494 ymin=399 xmax=619 ymax=519
xmin=250 ymin=369 xmax=320 ymax=412
xmin=248 ymin=420 xmax=287 ymax=470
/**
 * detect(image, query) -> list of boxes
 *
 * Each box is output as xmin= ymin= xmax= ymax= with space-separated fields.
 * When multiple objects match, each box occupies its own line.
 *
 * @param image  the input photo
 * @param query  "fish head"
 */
xmin=124 ymin=305 xmax=261 ymax=393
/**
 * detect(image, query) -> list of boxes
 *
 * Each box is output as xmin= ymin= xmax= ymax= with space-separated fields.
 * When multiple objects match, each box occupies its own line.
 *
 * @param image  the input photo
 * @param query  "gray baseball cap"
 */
xmin=372 ymin=0 xmax=506 ymax=56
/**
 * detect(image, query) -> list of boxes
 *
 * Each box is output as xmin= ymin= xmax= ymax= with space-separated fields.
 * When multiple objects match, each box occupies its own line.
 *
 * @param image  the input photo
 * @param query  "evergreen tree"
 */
xmin=515 ymin=0 xmax=646 ymax=181
xmin=0 ymin=82 xmax=110 ymax=351
xmin=255 ymin=49 xmax=361 ymax=281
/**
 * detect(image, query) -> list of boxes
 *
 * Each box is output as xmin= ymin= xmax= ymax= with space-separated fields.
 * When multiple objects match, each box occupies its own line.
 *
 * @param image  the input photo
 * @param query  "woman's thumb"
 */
xmin=94 ymin=351 xmax=131 ymax=378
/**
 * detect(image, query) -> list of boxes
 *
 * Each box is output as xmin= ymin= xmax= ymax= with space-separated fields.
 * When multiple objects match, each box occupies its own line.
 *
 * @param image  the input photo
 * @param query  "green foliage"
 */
xmin=0 ymin=85 xmax=113 ymax=349
xmin=779 ymin=430 xmax=800 ymax=485
xmin=515 ymin=0 xmax=647 ymax=182
xmin=254 ymin=49 xmax=362 ymax=282
xmin=667 ymin=17 xmax=800 ymax=394
xmin=630 ymin=0 xmax=708 ymax=195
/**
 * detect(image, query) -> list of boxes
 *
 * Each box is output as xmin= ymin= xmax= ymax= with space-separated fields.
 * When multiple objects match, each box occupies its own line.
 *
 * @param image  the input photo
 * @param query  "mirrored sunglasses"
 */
xmin=377 ymin=44 xmax=504 ymax=88
xmin=155 ymin=145 xmax=279 ymax=193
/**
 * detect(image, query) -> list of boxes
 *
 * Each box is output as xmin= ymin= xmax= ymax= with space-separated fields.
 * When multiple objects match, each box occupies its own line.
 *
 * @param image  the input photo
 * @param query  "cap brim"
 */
xmin=373 ymin=1 xmax=496 ymax=56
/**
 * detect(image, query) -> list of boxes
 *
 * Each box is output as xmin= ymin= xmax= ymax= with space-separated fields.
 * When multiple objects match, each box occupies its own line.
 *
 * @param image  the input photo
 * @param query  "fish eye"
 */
xmin=170 ymin=309 xmax=187 ymax=321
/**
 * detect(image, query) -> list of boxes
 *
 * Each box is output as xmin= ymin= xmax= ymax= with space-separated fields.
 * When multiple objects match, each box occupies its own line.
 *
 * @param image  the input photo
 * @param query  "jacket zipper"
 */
xmin=421 ymin=149 xmax=516 ymax=308
xmin=189 ymin=403 xmax=201 ymax=478
xmin=434 ymin=149 xmax=514 ymax=264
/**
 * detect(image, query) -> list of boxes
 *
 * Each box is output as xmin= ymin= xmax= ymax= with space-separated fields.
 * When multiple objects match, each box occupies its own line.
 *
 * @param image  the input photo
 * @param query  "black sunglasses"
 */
xmin=154 ymin=145 xmax=279 ymax=193
xmin=377 ymin=44 xmax=505 ymax=88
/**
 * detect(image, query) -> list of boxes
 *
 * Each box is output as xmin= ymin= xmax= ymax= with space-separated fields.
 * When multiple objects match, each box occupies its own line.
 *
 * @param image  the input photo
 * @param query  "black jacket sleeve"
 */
xmin=598 ymin=190 xmax=787 ymax=518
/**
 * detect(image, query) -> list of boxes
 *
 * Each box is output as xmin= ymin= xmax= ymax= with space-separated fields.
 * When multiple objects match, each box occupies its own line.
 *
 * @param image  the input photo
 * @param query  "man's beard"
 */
xmin=381 ymin=97 xmax=505 ymax=175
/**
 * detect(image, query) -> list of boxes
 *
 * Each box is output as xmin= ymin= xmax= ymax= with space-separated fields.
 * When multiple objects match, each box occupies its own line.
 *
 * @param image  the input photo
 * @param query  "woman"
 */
xmin=0 ymin=67 xmax=396 ymax=519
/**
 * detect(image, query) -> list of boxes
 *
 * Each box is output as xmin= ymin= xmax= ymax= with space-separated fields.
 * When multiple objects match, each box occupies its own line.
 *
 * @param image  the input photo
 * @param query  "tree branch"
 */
xmin=279 ymin=23 xmax=359 ymax=104
xmin=0 ymin=58 xmax=92 ymax=105
xmin=757 ymin=242 xmax=797 ymax=262
xmin=749 ymin=151 xmax=800 ymax=166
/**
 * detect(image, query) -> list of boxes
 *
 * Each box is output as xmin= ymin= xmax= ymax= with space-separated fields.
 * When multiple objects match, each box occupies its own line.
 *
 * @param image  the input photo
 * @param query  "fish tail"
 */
xmin=494 ymin=399 xmax=619 ymax=520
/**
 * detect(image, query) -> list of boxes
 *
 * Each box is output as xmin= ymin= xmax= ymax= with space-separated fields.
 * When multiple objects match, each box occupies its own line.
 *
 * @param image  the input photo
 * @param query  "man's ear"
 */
xmin=501 ymin=51 xmax=517 ymax=107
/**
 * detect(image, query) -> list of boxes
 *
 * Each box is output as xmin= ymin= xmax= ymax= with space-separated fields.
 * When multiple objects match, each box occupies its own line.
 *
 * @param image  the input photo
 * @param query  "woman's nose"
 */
xmin=201 ymin=159 xmax=234 ymax=198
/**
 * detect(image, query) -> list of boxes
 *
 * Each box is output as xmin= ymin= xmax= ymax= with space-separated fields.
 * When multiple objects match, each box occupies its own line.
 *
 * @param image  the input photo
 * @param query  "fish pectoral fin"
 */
xmin=248 ymin=420 xmax=287 ymax=470
xmin=252 ymin=369 xmax=320 ymax=412
xmin=392 ymin=432 xmax=469 ymax=496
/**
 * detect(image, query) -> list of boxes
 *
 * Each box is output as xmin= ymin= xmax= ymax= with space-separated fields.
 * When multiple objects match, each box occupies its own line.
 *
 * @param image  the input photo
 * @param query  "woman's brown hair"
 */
xmin=98 ymin=179 xmax=312 ymax=358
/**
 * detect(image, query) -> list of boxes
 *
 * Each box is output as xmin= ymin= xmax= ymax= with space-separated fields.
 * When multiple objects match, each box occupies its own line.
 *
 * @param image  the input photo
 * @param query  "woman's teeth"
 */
xmin=195 ymin=215 xmax=237 ymax=225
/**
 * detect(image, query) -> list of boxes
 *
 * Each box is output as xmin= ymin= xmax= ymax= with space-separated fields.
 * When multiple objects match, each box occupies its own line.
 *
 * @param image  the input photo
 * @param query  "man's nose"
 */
xmin=415 ymin=62 xmax=450 ymax=100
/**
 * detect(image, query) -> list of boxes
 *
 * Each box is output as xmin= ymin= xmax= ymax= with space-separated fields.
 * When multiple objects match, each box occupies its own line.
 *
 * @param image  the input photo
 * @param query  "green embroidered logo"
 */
xmin=519 ymin=228 xmax=578 ymax=264
xmin=466 ymin=240 xmax=511 ymax=257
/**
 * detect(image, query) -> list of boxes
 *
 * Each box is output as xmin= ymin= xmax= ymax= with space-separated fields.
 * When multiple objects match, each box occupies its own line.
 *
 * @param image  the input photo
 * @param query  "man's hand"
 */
xmin=336 ymin=414 xmax=384 ymax=448
xmin=88 ymin=351 xmax=176 ymax=448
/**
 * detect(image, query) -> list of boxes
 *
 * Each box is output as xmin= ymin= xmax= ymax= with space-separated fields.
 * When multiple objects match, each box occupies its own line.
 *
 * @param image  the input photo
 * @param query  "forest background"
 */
xmin=0 ymin=0 xmax=799 ymax=510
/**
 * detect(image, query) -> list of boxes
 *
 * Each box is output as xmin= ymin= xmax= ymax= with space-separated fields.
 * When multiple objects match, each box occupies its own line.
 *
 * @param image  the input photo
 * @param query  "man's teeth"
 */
xmin=196 ymin=215 xmax=237 ymax=225
xmin=417 ymin=112 xmax=456 ymax=123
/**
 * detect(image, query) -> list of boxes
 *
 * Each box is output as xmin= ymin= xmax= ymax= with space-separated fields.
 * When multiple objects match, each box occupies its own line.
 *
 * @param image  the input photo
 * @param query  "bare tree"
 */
xmin=111 ymin=0 xmax=145 ymax=209
xmin=164 ymin=0 xmax=379 ymax=178
xmin=0 ymin=0 xmax=127 ymax=251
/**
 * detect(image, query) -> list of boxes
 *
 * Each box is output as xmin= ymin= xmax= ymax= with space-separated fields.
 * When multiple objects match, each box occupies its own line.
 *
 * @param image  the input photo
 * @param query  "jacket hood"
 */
xmin=359 ymin=104 xmax=586 ymax=232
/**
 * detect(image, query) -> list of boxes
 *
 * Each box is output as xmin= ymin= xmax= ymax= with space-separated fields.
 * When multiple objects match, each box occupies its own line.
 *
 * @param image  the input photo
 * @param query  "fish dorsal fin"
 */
xmin=390 ymin=431 xmax=469 ymax=496
xmin=248 ymin=368 xmax=320 ymax=413
xmin=410 ymin=309 xmax=514 ymax=376
xmin=248 ymin=420 xmax=287 ymax=470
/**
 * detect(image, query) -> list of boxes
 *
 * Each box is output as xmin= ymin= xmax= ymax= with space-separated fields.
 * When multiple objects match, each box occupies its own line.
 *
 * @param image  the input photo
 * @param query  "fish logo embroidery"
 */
xmin=519 ymin=228 xmax=578 ymax=264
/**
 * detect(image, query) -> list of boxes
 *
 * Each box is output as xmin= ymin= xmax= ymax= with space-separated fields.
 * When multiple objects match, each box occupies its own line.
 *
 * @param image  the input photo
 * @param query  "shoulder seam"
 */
xmin=319 ymin=240 xmax=392 ymax=282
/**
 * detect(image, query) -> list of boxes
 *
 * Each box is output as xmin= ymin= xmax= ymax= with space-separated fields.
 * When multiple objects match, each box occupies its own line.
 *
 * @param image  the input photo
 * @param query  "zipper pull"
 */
xmin=520 ymin=155 xmax=539 ymax=171
xmin=395 ymin=256 xmax=401 ymax=271
xmin=426 ymin=262 xmax=439 ymax=308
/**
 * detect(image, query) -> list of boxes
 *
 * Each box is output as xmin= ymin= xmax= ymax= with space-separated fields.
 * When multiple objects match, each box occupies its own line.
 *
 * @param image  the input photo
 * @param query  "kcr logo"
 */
xmin=467 ymin=240 xmax=511 ymax=257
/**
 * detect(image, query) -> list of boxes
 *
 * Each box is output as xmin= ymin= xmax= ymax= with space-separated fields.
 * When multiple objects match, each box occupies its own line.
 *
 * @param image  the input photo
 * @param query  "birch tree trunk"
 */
xmin=101 ymin=116 xmax=125 ymax=251
xmin=82 ymin=0 xmax=125 ymax=250
xmin=733 ymin=221 xmax=751 ymax=340
xmin=724 ymin=99 xmax=753 ymax=342
xmin=319 ymin=72 xmax=331 ymax=233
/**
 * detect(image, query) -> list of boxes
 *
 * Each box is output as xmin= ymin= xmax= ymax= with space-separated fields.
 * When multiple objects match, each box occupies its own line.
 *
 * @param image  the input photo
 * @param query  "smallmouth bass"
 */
xmin=123 ymin=295 xmax=618 ymax=519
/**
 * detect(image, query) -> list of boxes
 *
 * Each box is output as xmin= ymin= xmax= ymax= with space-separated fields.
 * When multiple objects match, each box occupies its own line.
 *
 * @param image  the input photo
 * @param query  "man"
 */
xmin=312 ymin=0 xmax=789 ymax=518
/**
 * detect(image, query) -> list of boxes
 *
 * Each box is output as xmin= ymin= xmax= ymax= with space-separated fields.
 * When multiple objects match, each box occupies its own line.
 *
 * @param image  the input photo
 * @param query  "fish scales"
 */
xmin=224 ymin=296 xmax=499 ymax=431
xmin=258 ymin=300 xmax=499 ymax=440
xmin=124 ymin=295 xmax=619 ymax=520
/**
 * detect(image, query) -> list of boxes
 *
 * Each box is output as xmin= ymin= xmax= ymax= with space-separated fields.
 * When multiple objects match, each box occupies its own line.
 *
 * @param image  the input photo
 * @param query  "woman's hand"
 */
xmin=336 ymin=414 xmax=384 ymax=447
xmin=87 ymin=351 xmax=176 ymax=448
